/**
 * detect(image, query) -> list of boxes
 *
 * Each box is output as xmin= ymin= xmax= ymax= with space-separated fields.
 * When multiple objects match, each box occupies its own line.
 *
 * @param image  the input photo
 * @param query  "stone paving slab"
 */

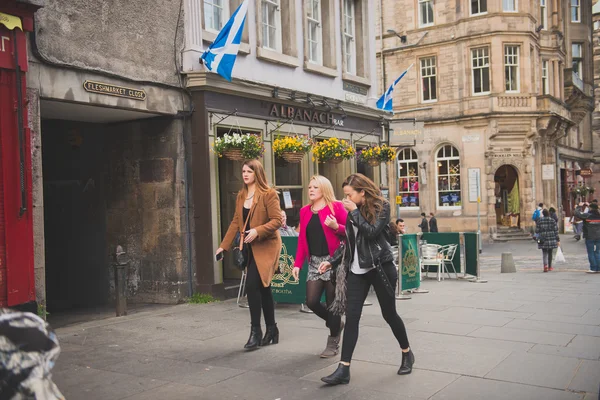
xmin=51 ymin=270 xmax=600 ymax=400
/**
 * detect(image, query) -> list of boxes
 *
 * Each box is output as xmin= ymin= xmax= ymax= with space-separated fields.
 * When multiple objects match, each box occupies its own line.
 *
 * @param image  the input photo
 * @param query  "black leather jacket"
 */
xmin=328 ymin=201 xmax=394 ymax=270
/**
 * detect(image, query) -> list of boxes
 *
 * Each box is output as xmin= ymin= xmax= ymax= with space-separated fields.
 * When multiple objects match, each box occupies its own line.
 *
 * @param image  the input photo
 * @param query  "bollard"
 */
xmin=500 ymin=252 xmax=516 ymax=273
xmin=114 ymin=245 xmax=128 ymax=316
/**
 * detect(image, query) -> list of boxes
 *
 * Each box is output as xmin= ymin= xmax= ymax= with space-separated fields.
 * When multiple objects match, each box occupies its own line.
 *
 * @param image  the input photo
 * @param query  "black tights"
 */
xmin=246 ymin=250 xmax=275 ymax=328
xmin=341 ymin=261 xmax=410 ymax=363
xmin=306 ymin=279 xmax=341 ymax=336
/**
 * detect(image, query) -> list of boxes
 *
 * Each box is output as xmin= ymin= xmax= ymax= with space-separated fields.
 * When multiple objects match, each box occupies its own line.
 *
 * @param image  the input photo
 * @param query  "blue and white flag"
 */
xmin=376 ymin=63 xmax=414 ymax=112
xmin=200 ymin=0 xmax=248 ymax=81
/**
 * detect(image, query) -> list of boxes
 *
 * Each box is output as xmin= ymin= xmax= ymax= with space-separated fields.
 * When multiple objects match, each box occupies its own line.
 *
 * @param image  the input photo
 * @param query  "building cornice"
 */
xmin=185 ymin=72 xmax=388 ymax=120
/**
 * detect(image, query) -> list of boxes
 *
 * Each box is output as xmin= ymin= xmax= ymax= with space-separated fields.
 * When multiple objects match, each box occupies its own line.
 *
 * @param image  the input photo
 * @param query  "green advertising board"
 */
xmin=464 ymin=232 xmax=478 ymax=277
xmin=400 ymin=234 xmax=421 ymax=291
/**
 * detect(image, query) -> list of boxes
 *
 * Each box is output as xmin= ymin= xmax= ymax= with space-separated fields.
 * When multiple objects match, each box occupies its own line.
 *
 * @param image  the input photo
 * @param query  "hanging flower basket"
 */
xmin=357 ymin=144 xmax=395 ymax=166
xmin=273 ymin=135 xmax=312 ymax=164
xmin=312 ymin=137 xmax=355 ymax=164
xmin=212 ymin=133 xmax=265 ymax=161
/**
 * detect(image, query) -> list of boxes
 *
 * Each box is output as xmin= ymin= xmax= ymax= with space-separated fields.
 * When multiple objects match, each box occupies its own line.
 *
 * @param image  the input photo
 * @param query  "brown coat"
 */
xmin=221 ymin=189 xmax=282 ymax=287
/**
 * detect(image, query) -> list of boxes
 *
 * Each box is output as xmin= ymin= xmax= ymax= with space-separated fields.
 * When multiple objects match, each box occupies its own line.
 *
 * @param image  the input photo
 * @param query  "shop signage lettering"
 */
xmin=488 ymin=153 xmax=522 ymax=158
xmin=579 ymin=168 xmax=593 ymax=177
xmin=83 ymin=80 xmax=146 ymax=101
xmin=269 ymin=104 xmax=344 ymax=127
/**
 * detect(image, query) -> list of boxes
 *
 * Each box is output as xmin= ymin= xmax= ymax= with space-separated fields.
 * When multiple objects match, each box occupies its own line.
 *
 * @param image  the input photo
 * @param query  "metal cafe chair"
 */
xmin=421 ymin=244 xmax=443 ymax=281
xmin=440 ymin=244 xmax=459 ymax=279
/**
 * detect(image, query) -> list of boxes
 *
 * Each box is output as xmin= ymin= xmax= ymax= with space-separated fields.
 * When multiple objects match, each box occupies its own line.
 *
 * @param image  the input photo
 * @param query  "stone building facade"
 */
xmin=378 ymin=0 xmax=595 ymax=238
xmin=3 ymin=0 xmax=192 ymax=312
xmin=184 ymin=0 xmax=386 ymax=296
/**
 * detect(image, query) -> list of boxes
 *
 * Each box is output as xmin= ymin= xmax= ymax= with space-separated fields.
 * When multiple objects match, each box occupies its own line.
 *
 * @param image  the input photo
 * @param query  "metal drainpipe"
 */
xmin=379 ymin=0 xmax=386 ymax=91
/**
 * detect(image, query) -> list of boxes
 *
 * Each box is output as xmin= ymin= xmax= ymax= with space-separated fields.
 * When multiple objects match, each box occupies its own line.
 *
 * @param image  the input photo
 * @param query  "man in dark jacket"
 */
xmin=574 ymin=202 xmax=600 ymax=273
xmin=418 ymin=213 xmax=429 ymax=233
xmin=429 ymin=212 xmax=438 ymax=233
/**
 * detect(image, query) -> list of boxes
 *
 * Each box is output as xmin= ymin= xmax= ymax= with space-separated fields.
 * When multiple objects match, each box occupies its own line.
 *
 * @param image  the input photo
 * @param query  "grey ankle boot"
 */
xmin=320 ymin=335 xmax=340 ymax=358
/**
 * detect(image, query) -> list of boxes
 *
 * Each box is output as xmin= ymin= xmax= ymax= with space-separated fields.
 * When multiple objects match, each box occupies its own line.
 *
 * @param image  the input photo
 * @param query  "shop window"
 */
xmin=397 ymin=149 xmax=419 ymax=209
xmin=275 ymin=157 xmax=303 ymax=228
xmin=436 ymin=145 xmax=461 ymax=208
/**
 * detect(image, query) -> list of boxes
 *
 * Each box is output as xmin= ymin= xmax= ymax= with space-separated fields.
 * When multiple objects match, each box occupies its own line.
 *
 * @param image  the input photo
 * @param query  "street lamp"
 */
xmin=387 ymin=29 xmax=407 ymax=44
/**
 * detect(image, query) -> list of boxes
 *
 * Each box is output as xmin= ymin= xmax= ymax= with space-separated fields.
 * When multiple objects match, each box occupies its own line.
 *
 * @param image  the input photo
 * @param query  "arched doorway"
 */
xmin=494 ymin=165 xmax=520 ymax=227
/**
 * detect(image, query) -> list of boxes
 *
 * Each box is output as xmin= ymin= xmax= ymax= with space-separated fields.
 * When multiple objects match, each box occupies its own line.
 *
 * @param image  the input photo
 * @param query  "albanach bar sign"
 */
xmin=269 ymin=104 xmax=344 ymax=127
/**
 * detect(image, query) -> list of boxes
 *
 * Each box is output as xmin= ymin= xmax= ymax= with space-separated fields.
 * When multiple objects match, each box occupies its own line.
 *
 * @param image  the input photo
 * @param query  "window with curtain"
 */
xmin=572 ymin=43 xmax=583 ymax=78
xmin=419 ymin=0 xmax=434 ymax=26
xmin=436 ymin=145 xmax=461 ymax=208
xmin=397 ymin=149 xmax=420 ymax=208
xmin=502 ymin=0 xmax=516 ymax=12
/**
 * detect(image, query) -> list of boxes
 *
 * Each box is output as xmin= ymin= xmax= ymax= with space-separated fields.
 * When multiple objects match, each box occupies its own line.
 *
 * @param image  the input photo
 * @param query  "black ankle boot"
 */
xmin=261 ymin=324 xmax=279 ymax=346
xmin=398 ymin=349 xmax=415 ymax=375
xmin=244 ymin=326 xmax=262 ymax=350
xmin=321 ymin=363 xmax=350 ymax=385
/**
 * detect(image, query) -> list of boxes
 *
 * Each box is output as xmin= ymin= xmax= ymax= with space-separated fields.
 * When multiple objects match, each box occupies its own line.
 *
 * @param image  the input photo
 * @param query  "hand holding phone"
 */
xmin=215 ymin=248 xmax=224 ymax=261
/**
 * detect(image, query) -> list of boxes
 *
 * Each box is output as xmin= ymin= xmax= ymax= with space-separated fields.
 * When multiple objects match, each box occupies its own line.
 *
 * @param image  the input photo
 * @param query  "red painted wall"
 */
xmin=0 ymin=22 xmax=35 ymax=307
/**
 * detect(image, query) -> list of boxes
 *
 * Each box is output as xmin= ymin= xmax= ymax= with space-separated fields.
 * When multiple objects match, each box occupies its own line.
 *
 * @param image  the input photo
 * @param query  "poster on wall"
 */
xmin=542 ymin=164 xmax=555 ymax=181
xmin=283 ymin=190 xmax=293 ymax=209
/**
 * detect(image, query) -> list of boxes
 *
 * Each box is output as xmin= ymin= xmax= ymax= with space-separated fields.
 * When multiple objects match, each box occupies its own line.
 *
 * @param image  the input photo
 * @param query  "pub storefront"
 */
xmin=190 ymin=89 xmax=385 ymax=297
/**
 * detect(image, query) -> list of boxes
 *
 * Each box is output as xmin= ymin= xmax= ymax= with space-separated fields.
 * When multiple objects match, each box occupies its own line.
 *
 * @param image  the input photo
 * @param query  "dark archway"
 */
xmin=494 ymin=165 xmax=521 ymax=227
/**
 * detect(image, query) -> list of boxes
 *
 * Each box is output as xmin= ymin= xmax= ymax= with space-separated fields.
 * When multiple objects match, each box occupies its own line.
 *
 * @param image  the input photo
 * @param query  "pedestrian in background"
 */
xmin=216 ymin=160 xmax=282 ymax=350
xmin=396 ymin=218 xmax=406 ymax=234
xmin=388 ymin=221 xmax=399 ymax=246
xmin=418 ymin=212 xmax=429 ymax=233
xmin=429 ymin=212 xmax=438 ymax=233
xmin=549 ymin=207 xmax=559 ymax=224
xmin=279 ymin=210 xmax=298 ymax=237
xmin=319 ymin=173 xmax=413 ymax=385
xmin=536 ymin=209 xmax=560 ymax=273
xmin=574 ymin=202 xmax=600 ymax=273
xmin=292 ymin=175 xmax=347 ymax=358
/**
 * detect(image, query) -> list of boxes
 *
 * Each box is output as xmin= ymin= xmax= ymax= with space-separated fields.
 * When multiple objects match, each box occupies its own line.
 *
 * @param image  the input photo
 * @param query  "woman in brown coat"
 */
xmin=216 ymin=160 xmax=282 ymax=350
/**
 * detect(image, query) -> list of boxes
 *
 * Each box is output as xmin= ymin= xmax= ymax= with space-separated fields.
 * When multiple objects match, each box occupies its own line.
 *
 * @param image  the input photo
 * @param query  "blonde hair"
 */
xmin=240 ymin=160 xmax=271 ymax=199
xmin=309 ymin=175 xmax=337 ymax=214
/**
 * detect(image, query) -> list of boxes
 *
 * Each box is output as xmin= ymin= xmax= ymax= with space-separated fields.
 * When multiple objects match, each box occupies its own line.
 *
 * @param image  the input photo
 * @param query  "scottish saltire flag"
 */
xmin=200 ymin=0 xmax=248 ymax=81
xmin=376 ymin=63 xmax=414 ymax=112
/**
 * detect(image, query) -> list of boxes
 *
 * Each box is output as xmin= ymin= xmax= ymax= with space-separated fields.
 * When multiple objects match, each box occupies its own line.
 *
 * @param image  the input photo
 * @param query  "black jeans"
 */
xmin=246 ymin=247 xmax=276 ymax=328
xmin=341 ymin=261 xmax=410 ymax=363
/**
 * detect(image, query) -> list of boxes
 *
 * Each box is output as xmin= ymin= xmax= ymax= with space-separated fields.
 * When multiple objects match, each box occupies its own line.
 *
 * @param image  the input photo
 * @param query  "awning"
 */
xmin=0 ymin=12 xmax=22 ymax=31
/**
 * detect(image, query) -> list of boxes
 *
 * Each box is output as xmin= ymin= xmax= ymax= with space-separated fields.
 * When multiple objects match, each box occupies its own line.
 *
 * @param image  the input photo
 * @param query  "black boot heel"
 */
xmin=244 ymin=326 xmax=262 ymax=350
xmin=321 ymin=363 xmax=350 ymax=385
xmin=261 ymin=324 xmax=279 ymax=346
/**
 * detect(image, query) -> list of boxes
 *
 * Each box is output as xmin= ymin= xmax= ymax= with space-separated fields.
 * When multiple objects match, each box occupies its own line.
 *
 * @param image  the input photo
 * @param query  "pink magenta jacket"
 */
xmin=294 ymin=201 xmax=348 ymax=269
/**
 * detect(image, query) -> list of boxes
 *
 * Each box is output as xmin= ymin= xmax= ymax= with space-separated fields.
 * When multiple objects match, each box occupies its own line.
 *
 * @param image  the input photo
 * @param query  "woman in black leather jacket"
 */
xmin=319 ymin=174 xmax=414 ymax=385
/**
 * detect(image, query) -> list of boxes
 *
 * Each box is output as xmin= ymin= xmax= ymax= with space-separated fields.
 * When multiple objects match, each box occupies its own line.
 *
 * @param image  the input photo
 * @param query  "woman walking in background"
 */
xmin=216 ymin=160 xmax=282 ymax=350
xmin=319 ymin=174 xmax=413 ymax=385
xmin=536 ymin=209 xmax=560 ymax=273
xmin=292 ymin=176 xmax=347 ymax=358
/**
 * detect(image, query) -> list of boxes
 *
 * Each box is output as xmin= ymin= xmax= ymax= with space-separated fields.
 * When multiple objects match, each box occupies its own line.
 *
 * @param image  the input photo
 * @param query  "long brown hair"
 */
xmin=240 ymin=159 xmax=271 ymax=199
xmin=343 ymin=173 xmax=387 ymax=224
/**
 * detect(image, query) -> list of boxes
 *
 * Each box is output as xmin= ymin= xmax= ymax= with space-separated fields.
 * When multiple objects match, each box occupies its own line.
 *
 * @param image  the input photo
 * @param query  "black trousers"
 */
xmin=246 ymin=247 xmax=276 ymax=328
xmin=340 ymin=261 xmax=410 ymax=363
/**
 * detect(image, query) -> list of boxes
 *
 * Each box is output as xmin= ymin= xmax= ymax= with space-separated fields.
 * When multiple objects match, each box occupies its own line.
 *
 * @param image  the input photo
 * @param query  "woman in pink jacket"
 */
xmin=292 ymin=175 xmax=348 ymax=358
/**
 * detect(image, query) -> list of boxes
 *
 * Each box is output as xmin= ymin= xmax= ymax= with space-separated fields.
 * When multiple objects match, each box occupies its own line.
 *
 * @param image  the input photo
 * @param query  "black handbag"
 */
xmin=232 ymin=208 xmax=253 ymax=270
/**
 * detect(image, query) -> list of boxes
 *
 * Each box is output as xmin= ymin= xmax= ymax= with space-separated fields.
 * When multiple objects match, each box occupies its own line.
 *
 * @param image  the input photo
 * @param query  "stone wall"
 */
xmin=104 ymin=117 xmax=191 ymax=304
